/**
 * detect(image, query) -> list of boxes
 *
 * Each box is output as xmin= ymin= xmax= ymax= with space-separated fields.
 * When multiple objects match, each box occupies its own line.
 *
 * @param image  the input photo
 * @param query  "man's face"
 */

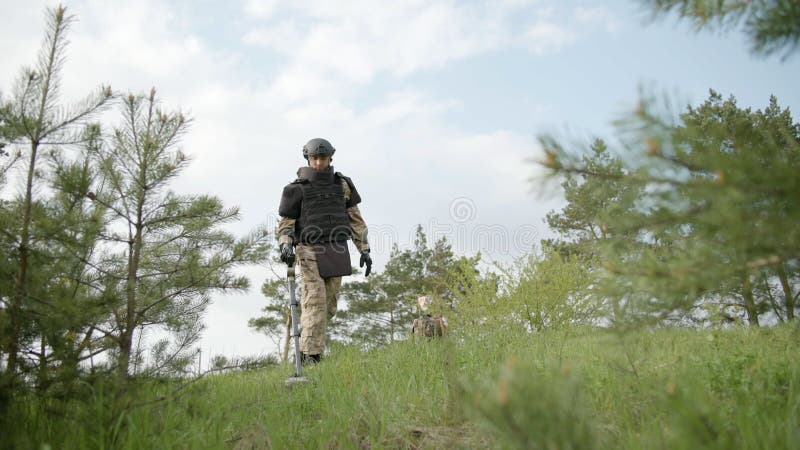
xmin=308 ymin=155 xmax=331 ymax=171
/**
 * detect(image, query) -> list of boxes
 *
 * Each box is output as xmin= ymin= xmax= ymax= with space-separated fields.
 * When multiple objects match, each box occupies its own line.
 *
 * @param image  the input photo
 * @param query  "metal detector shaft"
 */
xmin=288 ymin=266 xmax=303 ymax=378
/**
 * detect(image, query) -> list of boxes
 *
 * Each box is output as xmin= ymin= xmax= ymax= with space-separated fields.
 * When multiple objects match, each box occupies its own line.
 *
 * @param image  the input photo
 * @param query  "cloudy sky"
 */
xmin=2 ymin=0 xmax=797 ymax=362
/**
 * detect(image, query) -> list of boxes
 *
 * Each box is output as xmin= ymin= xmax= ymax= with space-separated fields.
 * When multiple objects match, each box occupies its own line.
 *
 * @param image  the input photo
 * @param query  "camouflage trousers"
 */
xmin=296 ymin=244 xmax=341 ymax=355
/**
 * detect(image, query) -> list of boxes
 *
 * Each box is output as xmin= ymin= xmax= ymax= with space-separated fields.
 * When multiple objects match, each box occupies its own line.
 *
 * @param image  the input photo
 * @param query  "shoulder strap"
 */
xmin=336 ymin=174 xmax=358 ymax=195
xmin=335 ymin=171 xmax=352 ymax=182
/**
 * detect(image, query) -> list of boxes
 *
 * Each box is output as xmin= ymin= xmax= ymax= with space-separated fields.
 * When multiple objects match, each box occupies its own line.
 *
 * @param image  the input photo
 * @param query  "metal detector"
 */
xmin=285 ymin=265 xmax=310 ymax=388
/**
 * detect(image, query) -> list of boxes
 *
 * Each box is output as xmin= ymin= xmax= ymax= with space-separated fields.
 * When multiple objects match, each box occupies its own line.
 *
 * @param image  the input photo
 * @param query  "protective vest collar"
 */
xmin=297 ymin=166 xmax=336 ymax=185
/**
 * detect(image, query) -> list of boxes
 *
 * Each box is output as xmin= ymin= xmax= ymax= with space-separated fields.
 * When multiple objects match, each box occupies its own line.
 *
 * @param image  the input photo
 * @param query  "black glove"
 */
xmin=280 ymin=243 xmax=295 ymax=266
xmin=359 ymin=250 xmax=372 ymax=277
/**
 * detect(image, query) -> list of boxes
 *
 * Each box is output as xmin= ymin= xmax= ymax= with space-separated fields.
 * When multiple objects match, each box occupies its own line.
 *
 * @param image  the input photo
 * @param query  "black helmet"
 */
xmin=302 ymin=138 xmax=336 ymax=159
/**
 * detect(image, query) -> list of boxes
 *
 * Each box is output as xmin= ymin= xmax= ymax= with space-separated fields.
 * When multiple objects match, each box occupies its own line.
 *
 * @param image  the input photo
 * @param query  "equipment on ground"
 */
xmin=412 ymin=296 xmax=447 ymax=337
xmin=412 ymin=314 xmax=447 ymax=338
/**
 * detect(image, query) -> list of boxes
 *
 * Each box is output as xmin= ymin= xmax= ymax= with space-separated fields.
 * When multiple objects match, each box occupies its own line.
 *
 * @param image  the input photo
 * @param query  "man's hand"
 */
xmin=280 ymin=243 xmax=295 ymax=266
xmin=359 ymin=250 xmax=372 ymax=277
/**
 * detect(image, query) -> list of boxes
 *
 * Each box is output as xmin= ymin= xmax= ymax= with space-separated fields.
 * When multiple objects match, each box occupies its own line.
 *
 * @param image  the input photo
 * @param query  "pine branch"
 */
xmin=33 ymin=5 xmax=72 ymax=139
xmin=88 ymin=192 xmax=136 ymax=227
xmin=41 ymin=86 xmax=113 ymax=141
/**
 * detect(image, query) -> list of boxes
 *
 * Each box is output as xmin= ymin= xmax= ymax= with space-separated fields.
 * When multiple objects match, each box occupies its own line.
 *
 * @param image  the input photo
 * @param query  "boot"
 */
xmin=301 ymin=353 xmax=321 ymax=365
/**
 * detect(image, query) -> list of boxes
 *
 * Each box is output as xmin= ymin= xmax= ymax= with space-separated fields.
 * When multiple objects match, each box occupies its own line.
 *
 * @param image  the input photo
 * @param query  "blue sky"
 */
xmin=1 ymin=0 xmax=797 ymax=360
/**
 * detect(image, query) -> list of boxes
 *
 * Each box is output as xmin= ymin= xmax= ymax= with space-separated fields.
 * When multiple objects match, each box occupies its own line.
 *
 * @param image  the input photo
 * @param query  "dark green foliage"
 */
xmin=27 ymin=128 xmax=116 ymax=397
xmin=0 ymin=5 xmax=112 ymax=403
xmin=541 ymin=92 xmax=800 ymax=326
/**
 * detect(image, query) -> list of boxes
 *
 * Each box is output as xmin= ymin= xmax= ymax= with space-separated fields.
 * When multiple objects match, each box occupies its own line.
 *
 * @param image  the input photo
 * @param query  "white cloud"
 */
xmin=11 ymin=0 xmax=232 ymax=108
xmin=499 ymin=0 xmax=542 ymax=8
xmin=361 ymin=90 xmax=458 ymax=126
xmin=240 ymin=2 xmax=511 ymax=104
xmin=240 ymin=1 xmax=620 ymax=111
xmin=242 ymin=20 xmax=302 ymax=51
xmin=243 ymin=0 xmax=278 ymax=19
xmin=523 ymin=21 xmax=577 ymax=55
xmin=574 ymin=6 xmax=620 ymax=33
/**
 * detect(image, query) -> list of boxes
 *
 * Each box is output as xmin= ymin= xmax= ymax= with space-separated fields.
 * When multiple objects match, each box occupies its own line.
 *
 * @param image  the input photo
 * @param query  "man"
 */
xmin=277 ymin=138 xmax=372 ymax=363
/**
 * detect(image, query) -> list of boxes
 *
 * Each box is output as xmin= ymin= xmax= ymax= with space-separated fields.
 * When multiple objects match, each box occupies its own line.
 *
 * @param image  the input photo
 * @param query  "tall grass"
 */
xmin=9 ymin=323 xmax=799 ymax=449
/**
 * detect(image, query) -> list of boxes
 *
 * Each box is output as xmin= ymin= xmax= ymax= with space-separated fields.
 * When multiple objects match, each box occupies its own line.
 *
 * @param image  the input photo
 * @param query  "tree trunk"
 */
xmin=390 ymin=309 xmax=395 ymax=343
xmin=8 ymin=8 xmax=65 ymax=378
xmin=37 ymin=336 xmax=47 ymax=391
xmin=776 ymin=265 xmax=795 ymax=321
xmin=761 ymin=273 xmax=785 ymax=323
xmin=7 ymin=141 xmax=40 ymax=376
xmin=742 ymin=275 xmax=760 ymax=327
xmin=118 ymin=225 xmax=143 ymax=383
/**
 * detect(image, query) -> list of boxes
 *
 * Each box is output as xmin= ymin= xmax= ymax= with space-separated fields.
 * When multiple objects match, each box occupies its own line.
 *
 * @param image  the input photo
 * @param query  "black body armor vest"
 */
xmin=294 ymin=167 xmax=351 ymax=244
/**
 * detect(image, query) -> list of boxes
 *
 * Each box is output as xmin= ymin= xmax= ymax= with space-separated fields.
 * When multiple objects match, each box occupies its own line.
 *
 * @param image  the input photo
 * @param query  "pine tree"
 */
xmin=0 ymin=5 xmax=112 ymax=381
xmin=26 ymin=124 xmax=114 ymax=393
xmin=541 ymin=91 xmax=800 ymax=326
xmin=542 ymin=139 xmax=642 ymax=258
xmin=88 ymin=90 xmax=270 ymax=383
xmin=349 ymin=226 xmax=430 ymax=345
xmin=341 ymin=226 xmax=483 ymax=346
xmin=535 ymin=1 xmax=799 ymax=327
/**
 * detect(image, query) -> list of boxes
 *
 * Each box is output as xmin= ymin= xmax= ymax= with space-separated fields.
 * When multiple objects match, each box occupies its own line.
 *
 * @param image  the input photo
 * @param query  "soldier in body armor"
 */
xmin=277 ymin=138 xmax=372 ymax=363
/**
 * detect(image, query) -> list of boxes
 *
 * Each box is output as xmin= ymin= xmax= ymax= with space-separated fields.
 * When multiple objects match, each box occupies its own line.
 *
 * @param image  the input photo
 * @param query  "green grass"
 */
xmin=11 ymin=323 xmax=800 ymax=449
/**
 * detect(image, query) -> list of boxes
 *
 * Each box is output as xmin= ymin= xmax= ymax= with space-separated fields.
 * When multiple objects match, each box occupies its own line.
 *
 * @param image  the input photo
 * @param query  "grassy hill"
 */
xmin=17 ymin=324 xmax=800 ymax=449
